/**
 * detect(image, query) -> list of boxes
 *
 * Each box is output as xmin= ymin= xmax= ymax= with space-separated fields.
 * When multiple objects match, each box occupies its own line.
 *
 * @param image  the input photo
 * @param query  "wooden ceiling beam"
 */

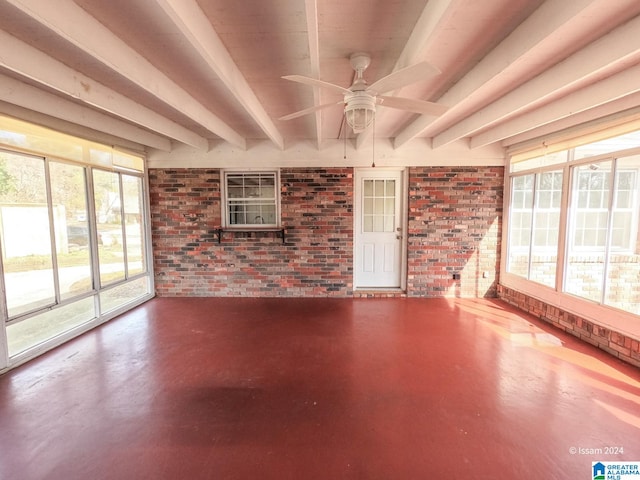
xmin=394 ymin=0 xmax=601 ymax=149
xmin=155 ymin=0 xmax=284 ymax=150
xmin=6 ymin=0 xmax=246 ymax=149
xmin=434 ymin=11 xmax=640 ymax=148
xmin=355 ymin=0 xmax=458 ymax=150
xmin=304 ymin=0 xmax=323 ymax=149
xmin=0 ymin=30 xmax=208 ymax=151
xmin=0 ymin=74 xmax=172 ymax=151
xmin=470 ymin=67 xmax=640 ymax=148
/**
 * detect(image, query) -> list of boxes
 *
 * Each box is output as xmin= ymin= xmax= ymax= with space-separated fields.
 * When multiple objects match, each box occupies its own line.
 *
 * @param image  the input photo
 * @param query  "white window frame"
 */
xmin=568 ymin=165 xmax=638 ymax=254
xmin=221 ymin=170 xmax=281 ymax=228
xmin=502 ymin=127 xmax=640 ymax=340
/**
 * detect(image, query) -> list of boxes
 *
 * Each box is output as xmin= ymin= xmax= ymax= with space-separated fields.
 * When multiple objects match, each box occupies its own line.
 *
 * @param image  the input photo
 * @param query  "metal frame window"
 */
xmin=0 ymin=117 xmax=153 ymax=370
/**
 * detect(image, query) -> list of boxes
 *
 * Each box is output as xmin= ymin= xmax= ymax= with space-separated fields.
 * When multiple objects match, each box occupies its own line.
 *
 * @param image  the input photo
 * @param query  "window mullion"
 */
xmin=527 ymin=174 xmax=538 ymax=279
xmin=601 ymin=159 xmax=617 ymax=305
xmin=556 ymin=165 xmax=571 ymax=292
xmin=44 ymin=159 xmax=62 ymax=305
xmin=86 ymin=166 xmax=102 ymax=308
xmin=118 ymin=174 xmax=129 ymax=279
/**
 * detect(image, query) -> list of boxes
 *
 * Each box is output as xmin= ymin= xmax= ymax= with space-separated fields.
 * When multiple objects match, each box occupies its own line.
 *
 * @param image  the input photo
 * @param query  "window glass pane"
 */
xmin=123 ymin=175 xmax=145 ymax=276
xmin=93 ymin=169 xmax=125 ymax=285
xmin=0 ymin=152 xmax=55 ymax=317
xmin=604 ymin=155 xmax=640 ymax=314
xmin=385 ymin=180 xmax=395 ymax=196
xmin=565 ymin=161 xmax=612 ymax=302
xmin=507 ymin=174 xmax=534 ymax=278
xmin=7 ymin=297 xmax=96 ymax=357
xmin=574 ymin=130 xmax=640 ymax=160
xmin=364 ymin=198 xmax=373 ymax=216
xmin=49 ymin=162 xmax=94 ymax=300
xmin=374 ymin=198 xmax=384 ymax=215
xmin=374 ymin=180 xmax=384 ymax=196
xmin=260 ymin=204 xmax=276 ymax=225
xmin=385 ymin=198 xmax=394 ymax=215
xmin=100 ymin=277 xmax=150 ymax=314
xmin=364 ymin=179 xmax=373 ymax=196
xmin=0 ymin=116 xmax=83 ymax=163
xmin=511 ymin=150 xmax=568 ymax=173
xmin=244 ymin=176 xmax=259 ymax=198
xmin=529 ymin=171 xmax=562 ymax=287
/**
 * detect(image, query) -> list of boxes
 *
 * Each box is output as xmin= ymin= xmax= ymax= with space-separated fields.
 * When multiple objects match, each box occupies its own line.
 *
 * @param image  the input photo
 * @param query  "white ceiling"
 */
xmin=1 ymin=0 xmax=640 ymax=164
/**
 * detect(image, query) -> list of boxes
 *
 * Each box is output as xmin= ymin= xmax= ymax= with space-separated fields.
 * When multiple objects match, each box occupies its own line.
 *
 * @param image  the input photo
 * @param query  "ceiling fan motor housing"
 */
xmin=349 ymin=52 xmax=371 ymax=76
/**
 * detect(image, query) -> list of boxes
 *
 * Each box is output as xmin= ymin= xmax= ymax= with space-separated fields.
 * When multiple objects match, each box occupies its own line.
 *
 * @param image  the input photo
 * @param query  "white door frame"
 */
xmin=353 ymin=167 xmax=408 ymax=290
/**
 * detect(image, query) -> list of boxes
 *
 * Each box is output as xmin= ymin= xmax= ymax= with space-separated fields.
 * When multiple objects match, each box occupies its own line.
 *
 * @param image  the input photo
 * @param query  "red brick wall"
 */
xmin=149 ymin=168 xmax=354 ymax=296
xmin=498 ymin=285 xmax=640 ymax=368
xmin=149 ymin=166 xmax=503 ymax=298
xmin=407 ymin=167 xmax=503 ymax=297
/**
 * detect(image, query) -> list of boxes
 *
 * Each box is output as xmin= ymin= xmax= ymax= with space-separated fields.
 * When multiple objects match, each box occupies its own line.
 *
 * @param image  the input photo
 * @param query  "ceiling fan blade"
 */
xmin=368 ymin=61 xmax=441 ymax=95
xmin=279 ymin=101 xmax=344 ymax=121
xmin=377 ymin=96 xmax=448 ymax=116
xmin=282 ymin=75 xmax=351 ymax=95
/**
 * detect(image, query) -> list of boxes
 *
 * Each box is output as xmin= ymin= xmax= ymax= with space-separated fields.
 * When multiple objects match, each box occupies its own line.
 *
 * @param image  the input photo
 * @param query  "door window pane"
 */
xmin=0 ymin=152 xmax=55 ymax=317
xmin=362 ymin=179 xmax=396 ymax=232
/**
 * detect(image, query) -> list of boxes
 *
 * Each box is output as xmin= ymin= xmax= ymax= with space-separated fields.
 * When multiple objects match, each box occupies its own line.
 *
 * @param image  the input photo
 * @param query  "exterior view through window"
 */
xmin=0 ymin=116 xmax=152 ymax=364
xmin=507 ymin=129 xmax=640 ymax=316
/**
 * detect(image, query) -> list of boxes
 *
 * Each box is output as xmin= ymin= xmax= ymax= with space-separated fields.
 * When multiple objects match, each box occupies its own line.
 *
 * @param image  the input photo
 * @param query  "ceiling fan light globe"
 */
xmin=344 ymin=92 xmax=376 ymax=133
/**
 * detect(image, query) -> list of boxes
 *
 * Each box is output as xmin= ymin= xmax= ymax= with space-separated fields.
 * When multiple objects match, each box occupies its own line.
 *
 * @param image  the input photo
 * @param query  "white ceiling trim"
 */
xmin=5 ymin=0 xmax=246 ymax=149
xmin=432 ymin=11 xmax=640 ymax=148
xmin=148 ymin=138 xmax=505 ymax=169
xmin=0 ymin=74 xmax=172 ymax=151
xmin=0 ymin=30 xmax=208 ymax=150
xmin=155 ymin=0 xmax=284 ymax=150
xmin=394 ymin=0 xmax=601 ymax=149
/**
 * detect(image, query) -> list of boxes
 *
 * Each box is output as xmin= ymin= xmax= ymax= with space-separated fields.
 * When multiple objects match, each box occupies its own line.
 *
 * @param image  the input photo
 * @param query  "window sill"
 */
xmin=216 ymin=227 xmax=285 ymax=244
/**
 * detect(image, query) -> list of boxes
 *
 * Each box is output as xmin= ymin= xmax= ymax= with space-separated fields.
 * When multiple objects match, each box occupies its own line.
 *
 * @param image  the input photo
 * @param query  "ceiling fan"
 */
xmin=279 ymin=52 xmax=448 ymax=133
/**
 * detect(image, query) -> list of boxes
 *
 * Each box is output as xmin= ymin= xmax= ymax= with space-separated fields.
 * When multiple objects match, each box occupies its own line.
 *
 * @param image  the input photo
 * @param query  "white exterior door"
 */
xmin=354 ymin=169 xmax=405 ymax=289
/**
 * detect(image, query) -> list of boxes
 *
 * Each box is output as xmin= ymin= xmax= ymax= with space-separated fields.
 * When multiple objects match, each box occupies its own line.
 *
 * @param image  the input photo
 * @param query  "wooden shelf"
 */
xmin=216 ymin=227 xmax=286 ymax=244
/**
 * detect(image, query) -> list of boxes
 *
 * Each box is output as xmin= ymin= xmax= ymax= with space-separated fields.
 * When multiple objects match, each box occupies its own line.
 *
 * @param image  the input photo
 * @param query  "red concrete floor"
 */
xmin=0 ymin=298 xmax=639 ymax=479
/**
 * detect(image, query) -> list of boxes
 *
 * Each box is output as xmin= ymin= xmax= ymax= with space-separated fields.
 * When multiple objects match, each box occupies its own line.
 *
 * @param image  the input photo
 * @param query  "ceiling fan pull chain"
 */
xmin=343 ymin=113 xmax=347 ymax=159
xmin=372 ymin=115 xmax=376 ymax=168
